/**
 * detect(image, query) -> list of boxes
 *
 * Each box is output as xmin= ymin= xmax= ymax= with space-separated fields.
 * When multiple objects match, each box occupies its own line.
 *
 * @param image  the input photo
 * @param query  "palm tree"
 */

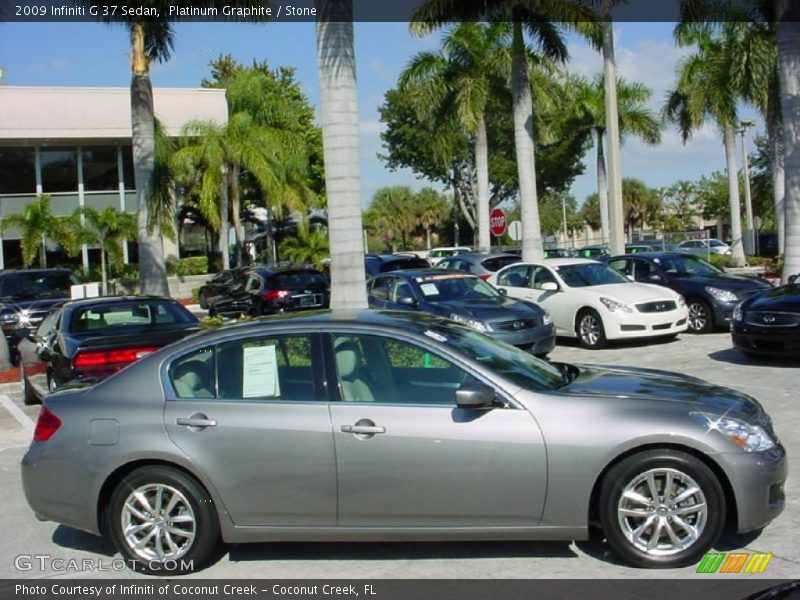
xmin=0 ymin=195 xmax=78 ymax=267
xmin=279 ymin=226 xmax=329 ymax=269
xmin=665 ymin=27 xmax=747 ymax=266
xmin=566 ymin=75 xmax=662 ymax=244
xmin=75 ymin=207 xmax=137 ymax=295
xmin=366 ymin=187 xmax=417 ymax=251
xmin=414 ymin=188 xmax=449 ymax=250
xmin=315 ymin=0 xmax=367 ymax=309
xmin=411 ymin=0 xmax=598 ymax=262
xmin=399 ymin=23 xmax=510 ymax=254
xmin=777 ymin=4 xmax=800 ymax=282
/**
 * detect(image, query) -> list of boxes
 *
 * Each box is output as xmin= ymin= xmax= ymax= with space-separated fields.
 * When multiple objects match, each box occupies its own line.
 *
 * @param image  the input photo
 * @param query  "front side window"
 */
xmin=497 ymin=265 xmax=530 ymax=288
xmin=368 ymin=277 xmax=392 ymax=302
xmin=332 ymin=334 xmax=475 ymax=405
xmin=531 ymin=266 xmax=557 ymax=289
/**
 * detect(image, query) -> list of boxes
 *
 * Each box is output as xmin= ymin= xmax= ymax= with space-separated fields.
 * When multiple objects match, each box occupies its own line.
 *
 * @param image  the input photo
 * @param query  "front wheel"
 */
xmin=687 ymin=299 xmax=713 ymax=333
xmin=577 ymin=309 xmax=607 ymax=349
xmin=599 ymin=449 xmax=725 ymax=568
xmin=107 ymin=466 xmax=220 ymax=575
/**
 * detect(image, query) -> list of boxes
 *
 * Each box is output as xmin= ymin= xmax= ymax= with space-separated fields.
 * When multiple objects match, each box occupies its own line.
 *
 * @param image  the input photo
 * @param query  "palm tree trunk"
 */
xmin=595 ymin=128 xmax=610 ymax=245
xmin=778 ymin=15 xmax=800 ymax=282
xmin=130 ymin=22 xmax=168 ymax=296
xmin=316 ymin=0 xmax=367 ymax=309
xmin=511 ymin=19 xmax=543 ymax=262
xmin=426 ymin=225 xmax=431 ymax=250
xmin=230 ymin=165 xmax=244 ymax=265
xmin=475 ymin=115 xmax=491 ymax=253
xmin=602 ymin=16 xmax=625 ymax=256
xmin=723 ymin=125 xmax=747 ymax=266
xmin=40 ymin=233 xmax=47 ymax=268
xmin=100 ymin=247 xmax=108 ymax=296
xmin=218 ymin=171 xmax=230 ymax=270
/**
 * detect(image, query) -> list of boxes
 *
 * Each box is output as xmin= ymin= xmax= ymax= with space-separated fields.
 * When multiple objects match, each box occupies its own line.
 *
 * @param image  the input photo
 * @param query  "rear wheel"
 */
xmin=107 ymin=466 xmax=219 ymax=575
xmin=599 ymin=449 xmax=725 ymax=568
xmin=687 ymin=299 xmax=713 ymax=333
xmin=577 ymin=309 xmax=607 ymax=349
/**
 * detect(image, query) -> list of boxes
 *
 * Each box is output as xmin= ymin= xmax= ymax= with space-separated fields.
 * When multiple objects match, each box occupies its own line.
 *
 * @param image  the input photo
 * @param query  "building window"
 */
xmin=40 ymin=148 xmax=78 ymax=193
xmin=121 ymin=145 xmax=135 ymax=190
xmin=0 ymin=147 xmax=36 ymax=194
xmin=82 ymin=146 xmax=119 ymax=191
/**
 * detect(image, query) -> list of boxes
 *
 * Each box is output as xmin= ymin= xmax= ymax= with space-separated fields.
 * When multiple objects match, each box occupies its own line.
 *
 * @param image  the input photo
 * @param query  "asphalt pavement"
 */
xmin=0 ymin=331 xmax=796 ymax=580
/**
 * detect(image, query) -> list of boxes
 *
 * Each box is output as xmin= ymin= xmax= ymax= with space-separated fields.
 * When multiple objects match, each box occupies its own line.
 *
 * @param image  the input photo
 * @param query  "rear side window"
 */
xmin=381 ymin=258 xmax=429 ymax=273
xmin=271 ymin=272 xmax=328 ymax=291
xmin=481 ymin=256 xmax=518 ymax=272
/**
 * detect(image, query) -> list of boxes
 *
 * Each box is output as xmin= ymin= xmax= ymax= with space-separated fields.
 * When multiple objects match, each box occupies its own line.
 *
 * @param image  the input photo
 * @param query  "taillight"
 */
xmin=480 ymin=275 xmax=491 ymax=281
xmin=33 ymin=407 xmax=61 ymax=442
xmin=73 ymin=346 xmax=159 ymax=368
xmin=262 ymin=290 xmax=291 ymax=301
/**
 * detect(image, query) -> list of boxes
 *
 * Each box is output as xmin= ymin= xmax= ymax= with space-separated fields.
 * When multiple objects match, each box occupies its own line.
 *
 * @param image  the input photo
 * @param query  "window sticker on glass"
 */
xmin=424 ymin=330 xmax=447 ymax=343
xmin=420 ymin=283 xmax=439 ymax=296
xmin=242 ymin=345 xmax=281 ymax=398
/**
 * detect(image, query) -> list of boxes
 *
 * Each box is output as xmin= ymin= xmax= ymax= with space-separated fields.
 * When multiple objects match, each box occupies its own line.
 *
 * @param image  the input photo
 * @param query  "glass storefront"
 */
xmin=0 ymin=148 xmax=36 ymax=194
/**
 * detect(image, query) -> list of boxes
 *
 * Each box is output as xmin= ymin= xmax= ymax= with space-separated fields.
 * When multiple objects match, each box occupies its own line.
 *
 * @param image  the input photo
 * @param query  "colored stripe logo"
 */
xmin=696 ymin=552 xmax=773 ymax=574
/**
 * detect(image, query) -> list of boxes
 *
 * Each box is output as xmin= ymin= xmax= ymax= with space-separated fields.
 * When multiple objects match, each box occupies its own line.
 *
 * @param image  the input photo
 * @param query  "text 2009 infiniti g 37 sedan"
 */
xmin=22 ymin=311 xmax=786 ymax=574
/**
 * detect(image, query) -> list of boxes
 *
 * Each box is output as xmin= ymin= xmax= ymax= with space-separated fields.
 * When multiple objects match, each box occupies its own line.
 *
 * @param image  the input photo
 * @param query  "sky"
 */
xmin=0 ymin=20 xmax=764 ymax=208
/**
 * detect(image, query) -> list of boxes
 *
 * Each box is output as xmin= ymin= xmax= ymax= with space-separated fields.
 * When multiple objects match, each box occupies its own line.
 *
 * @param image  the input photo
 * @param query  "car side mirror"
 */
xmin=648 ymin=274 xmax=664 ymax=283
xmin=789 ymin=273 xmax=798 ymax=284
xmin=455 ymin=381 xmax=496 ymax=409
xmin=397 ymin=296 xmax=417 ymax=307
xmin=625 ymin=275 xmax=635 ymax=282
xmin=540 ymin=282 xmax=559 ymax=292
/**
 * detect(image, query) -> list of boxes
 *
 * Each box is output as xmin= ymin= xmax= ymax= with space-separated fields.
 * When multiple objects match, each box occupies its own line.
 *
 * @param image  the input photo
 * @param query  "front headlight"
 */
xmin=0 ymin=313 xmax=19 ymax=332
xmin=542 ymin=312 xmax=553 ymax=326
xmin=706 ymin=286 xmax=739 ymax=303
xmin=599 ymin=297 xmax=633 ymax=313
xmin=691 ymin=412 xmax=776 ymax=452
xmin=732 ymin=302 xmax=744 ymax=322
xmin=449 ymin=313 xmax=489 ymax=333
xmin=677 ymin=295 xmax=686 ymax=307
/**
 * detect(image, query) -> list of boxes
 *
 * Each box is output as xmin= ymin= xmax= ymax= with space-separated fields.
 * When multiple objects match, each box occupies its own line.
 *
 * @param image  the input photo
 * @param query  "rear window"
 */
xmin=0 ymin=272 xmax=75 ymax=301
xmin=270 ymin=271 xmax=328 ymax=292
xmin=69 ymin=301 xmax=197 ymax=333
xmin=480 ymin=256 xmax=519 ymax=272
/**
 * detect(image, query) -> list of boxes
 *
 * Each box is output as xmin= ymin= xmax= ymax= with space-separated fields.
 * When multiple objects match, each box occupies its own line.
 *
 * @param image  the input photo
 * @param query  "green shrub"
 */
xmin=165 ymin=258 xmax=179 ymax=277
xmin=111 ymin=263 xmax=139 ymax=280
xmin=707 ymin=254 xmax=735 ymax=269
xmin=199 ymin=315 xmax=224 ymax=329
xmin=176 ymin=256 xmax=209 ymax=277
xmin=745 ymin=255 xmax=765 ymax=267
xmin=191 ymin=286 xmax=202 ymax=303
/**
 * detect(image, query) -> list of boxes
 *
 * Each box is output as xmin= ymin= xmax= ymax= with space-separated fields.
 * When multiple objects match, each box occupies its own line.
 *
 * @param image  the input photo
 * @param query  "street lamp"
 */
xmin=738 ymin=119 xmax=755 ymax=255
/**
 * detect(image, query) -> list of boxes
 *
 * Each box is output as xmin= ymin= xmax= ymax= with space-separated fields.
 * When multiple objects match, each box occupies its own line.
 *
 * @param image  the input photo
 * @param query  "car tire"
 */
xmin=20 ymin=363 xmax=40 ymax=406
xmin=598 ymin=449 xmax=725 ymax=569
xmin=198 ymin=292 xmax=208 ymax=310
xmin=107 ymin=466 xmax=219 ymax=576
xmin=687 ymin=299 xmax=713 ymax=334
xmin=577 ymin=309 xmax=607 ymax=349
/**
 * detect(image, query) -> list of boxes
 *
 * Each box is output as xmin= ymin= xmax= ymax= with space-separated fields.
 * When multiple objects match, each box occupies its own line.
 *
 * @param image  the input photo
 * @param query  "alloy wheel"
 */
xmin=617 ymin=467 xmax=708 ymax=556
xmin=687 ymin=302 xmax=710 ymax=333
xmin=579 ymin=314 xmax=601 ymax=347
xmin=121 ymin=483 xmax=196 ymax=562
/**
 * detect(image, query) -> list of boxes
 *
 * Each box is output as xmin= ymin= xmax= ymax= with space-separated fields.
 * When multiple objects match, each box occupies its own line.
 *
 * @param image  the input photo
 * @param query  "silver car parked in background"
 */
xmin=22 ymin=311 xmax=786 ymax=574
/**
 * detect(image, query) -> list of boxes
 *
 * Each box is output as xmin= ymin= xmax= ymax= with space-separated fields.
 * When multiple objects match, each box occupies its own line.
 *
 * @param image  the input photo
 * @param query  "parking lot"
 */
xmin=0 ymin=331 xmax=796 ymax=580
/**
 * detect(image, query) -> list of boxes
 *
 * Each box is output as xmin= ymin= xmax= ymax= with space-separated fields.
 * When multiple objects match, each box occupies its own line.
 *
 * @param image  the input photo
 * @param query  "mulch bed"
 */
xmin=0 ymin=366 xmax=20 ymax=383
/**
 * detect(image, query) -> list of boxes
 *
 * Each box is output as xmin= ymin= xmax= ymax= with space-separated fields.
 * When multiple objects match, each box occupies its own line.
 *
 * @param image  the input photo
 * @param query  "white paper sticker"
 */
xmin=419 ymin=283 xmax=439 ymax=296
xmin=242 ymin=345 xmax=281 ymax=398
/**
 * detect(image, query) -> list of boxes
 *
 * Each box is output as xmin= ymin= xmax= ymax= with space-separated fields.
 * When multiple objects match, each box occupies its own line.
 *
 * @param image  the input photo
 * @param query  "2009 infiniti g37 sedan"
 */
xmin=22 ymin=310 xmax=786 ymax=575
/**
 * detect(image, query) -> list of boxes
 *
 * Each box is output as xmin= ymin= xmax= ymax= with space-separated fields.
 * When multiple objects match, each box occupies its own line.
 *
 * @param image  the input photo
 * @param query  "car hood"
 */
xmin=581 ymin=283 xmax=678 ymax=303
xmin=430 ymin=297 xmax=541 ymax=320
xmin=672 ymin=272 xmax=772 ymax=291
xmin=556 ymin=363 xmax=766 ymax=424
xmin=746 ymin=284 xmax=800 ymax=311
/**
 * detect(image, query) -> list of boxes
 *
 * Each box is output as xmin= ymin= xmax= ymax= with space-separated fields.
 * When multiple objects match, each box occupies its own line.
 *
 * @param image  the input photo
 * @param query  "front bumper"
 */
xmin=492 ymin=323 xmax=556 ymax=356
xmin=718 ymin=444 xmax=787 ymax=533
xmin=731 ymin=322 xmax=800 ymax=356
xmin=603 ymin=308 xmax=689 ymax=340
xmin=712 ymin=299 xmax=740 ymax=327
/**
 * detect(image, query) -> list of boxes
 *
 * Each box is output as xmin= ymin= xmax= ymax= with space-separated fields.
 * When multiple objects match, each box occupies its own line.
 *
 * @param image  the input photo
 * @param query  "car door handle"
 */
xmin=176 ymin=414 xmax=217 ymax=429
xmin=341 ymin=424 xmax=386 ymax=435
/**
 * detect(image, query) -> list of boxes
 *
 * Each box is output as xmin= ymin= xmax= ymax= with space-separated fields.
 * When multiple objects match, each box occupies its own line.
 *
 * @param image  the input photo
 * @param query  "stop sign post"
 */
xmin=490 ymin=207 xmax=507 ymax=237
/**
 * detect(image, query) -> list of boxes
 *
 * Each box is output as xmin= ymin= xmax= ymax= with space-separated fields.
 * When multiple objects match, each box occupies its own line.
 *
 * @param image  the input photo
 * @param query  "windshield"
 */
xmin=415 ymin=275 xmax=501 ymax=301
xmin=655 ymin=255 xmax=722 ymax=277
xmin=0 ymin=272 xmax=74 ymax=301
xmin=556 ymin=263 xmax=629 ymax=288
xmin=424 ymin=323 xmax=564 ymax=392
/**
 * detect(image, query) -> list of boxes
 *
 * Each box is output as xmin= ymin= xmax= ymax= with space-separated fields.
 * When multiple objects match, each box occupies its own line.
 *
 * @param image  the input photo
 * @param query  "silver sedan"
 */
xmin=21 ymin=310 xmax=787 ymax=575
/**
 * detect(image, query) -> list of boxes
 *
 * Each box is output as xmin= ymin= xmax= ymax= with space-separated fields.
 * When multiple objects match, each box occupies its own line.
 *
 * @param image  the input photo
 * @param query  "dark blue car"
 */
xmin=366 ymin=269 xmax=556 ymax=356
xmin=608 ymin=252 xmax=773 ymax=333
xmin=731 ymin=282 xmax=800 ymax=357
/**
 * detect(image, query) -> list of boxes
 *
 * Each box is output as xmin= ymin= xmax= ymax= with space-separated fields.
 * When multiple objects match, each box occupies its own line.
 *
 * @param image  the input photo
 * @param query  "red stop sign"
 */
xmin=490 ymin=207 xmax=507 ymax=237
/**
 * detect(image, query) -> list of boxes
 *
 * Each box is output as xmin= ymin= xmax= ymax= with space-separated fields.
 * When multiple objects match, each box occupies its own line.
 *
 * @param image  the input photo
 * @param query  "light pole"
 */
xmin=738 ymin=119 xmax=755 ymax=255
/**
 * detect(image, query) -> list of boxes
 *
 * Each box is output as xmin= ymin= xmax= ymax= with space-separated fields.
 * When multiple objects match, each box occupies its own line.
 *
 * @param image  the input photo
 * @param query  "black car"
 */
xmin=577 ymin=246 xmax=611 ymax=260
xmin=209 ymin=267 xmax=329 ymax=317
xmin=17 ymin=296 xmax=200 ymax=404
xmin=367 ymin=269 xmax=556 ymax=356
xmin=731 ymin=283 xmax=800 ymax=357
xmin=364 ymin=253 xmax=430 ymax=277
xmin=608 ymin=252 xmax=773 ymax=333
xmin=436 ymin=252 xmax=520 ymax=280
xmin=196 ymin=268 xmax=247 ymax=309
xmin=0 ymin=269 xmax=78 ymax=357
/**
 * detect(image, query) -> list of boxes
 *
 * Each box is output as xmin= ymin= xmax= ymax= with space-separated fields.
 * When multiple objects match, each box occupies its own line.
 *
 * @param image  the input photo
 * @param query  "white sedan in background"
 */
xmin=488 ymin=258 xmax=689 ymax=349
